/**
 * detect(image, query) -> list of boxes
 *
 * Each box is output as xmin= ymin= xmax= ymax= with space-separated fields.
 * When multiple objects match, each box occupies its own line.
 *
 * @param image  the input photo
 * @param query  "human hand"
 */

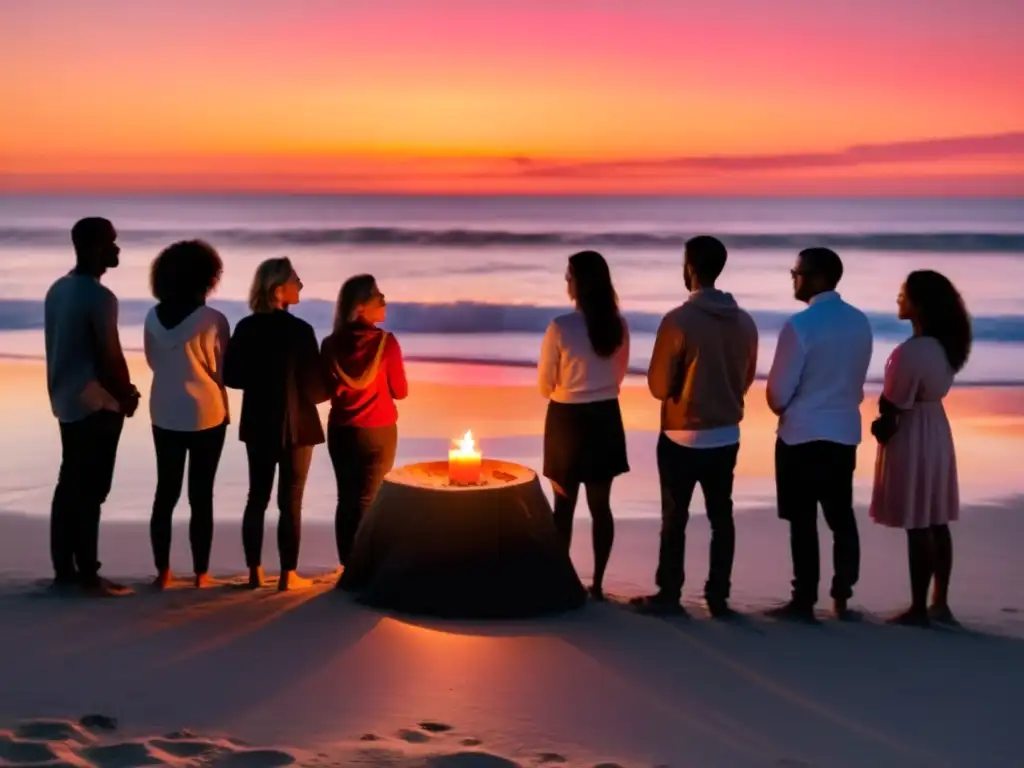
xmin=122 ymin=387 xmax=141 ymax=418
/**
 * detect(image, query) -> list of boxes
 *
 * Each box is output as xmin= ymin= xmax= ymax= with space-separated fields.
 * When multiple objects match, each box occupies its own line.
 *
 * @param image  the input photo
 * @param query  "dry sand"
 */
xmin=1 ymin=508 xmax=1023 ymax=767
xmin=1 ymin=356 xmax=1023 ymax=766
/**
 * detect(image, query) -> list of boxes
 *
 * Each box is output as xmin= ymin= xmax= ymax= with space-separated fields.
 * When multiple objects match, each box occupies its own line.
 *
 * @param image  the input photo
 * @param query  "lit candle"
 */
xmin=448 ymin=430 xmax=482 ymax=485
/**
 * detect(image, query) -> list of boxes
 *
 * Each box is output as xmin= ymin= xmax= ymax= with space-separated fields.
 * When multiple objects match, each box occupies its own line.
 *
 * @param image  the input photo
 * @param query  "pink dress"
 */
xmin=870 ymin=336 xmax=959 ymax=530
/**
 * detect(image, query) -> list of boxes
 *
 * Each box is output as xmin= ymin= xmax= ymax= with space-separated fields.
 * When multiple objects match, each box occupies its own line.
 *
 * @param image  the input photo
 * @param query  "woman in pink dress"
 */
xmin=869 ymin=270 xmax=972 ymax=627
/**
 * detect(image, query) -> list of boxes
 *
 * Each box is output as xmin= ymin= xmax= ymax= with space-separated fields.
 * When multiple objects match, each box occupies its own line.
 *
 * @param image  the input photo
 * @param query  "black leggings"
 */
xmin=328 ymin=424 xmax=398 ymax=565
xmin=150 ymin=423 xmax=227 ymax=575
xmin=552 ymin=480 xmax=615 ymax=590
xmin=906 ymin=524 xmax=953 ymax=610
xmin=242 ymin=442 xmax=313 ymax=572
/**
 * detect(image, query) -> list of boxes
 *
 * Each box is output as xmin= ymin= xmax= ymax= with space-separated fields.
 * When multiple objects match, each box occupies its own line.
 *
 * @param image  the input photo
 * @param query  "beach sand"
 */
xmin=1 ymin=356 xmax=1023 ymax=766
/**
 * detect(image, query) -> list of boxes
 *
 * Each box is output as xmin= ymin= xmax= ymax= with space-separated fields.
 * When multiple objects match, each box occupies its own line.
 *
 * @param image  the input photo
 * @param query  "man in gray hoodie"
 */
xmin=632 ymin=236 xmax=758 ymax=617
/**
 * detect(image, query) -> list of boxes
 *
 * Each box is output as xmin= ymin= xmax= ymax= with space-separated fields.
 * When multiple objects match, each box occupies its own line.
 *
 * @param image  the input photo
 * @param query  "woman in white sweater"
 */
xmin=538 ymin=250 xmax=630 ymax=599
xmin=144 ymin=240 xmax=231 ymax=589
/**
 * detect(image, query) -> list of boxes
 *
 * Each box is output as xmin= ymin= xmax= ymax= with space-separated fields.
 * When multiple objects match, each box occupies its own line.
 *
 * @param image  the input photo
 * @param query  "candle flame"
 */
xmin=453 ymin=429 xmax=479 ymax=457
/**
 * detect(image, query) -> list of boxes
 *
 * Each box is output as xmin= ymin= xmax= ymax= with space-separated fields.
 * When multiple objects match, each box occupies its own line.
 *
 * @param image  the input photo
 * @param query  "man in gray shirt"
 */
xmin=45 ymin=217 xmax=139 ymax=596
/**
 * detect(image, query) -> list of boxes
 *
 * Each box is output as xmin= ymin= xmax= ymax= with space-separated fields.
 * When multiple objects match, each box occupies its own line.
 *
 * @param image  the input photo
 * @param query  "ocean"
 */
xmin=2 ymin=194 xmax=1024 ymax=384
xmin=1 ymin=194 xmax=1023 ymax=524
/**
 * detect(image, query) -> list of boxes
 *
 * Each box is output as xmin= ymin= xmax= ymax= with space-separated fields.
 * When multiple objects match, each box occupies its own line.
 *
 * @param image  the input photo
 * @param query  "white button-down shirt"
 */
xmin=767 ymin=291 xmax=873 ymax=446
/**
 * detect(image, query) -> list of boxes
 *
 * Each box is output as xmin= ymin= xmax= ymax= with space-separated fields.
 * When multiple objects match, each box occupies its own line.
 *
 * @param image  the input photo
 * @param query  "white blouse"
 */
xmin=538 ymin=311 xmax=630 ymax=404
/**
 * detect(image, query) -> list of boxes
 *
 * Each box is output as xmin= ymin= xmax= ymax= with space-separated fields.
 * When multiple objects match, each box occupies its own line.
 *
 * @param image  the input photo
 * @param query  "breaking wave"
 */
xmin=3 ymin=226 xmax=1024 ymax=253
xmin=1 ymin=297 xmax=1023 ymax=343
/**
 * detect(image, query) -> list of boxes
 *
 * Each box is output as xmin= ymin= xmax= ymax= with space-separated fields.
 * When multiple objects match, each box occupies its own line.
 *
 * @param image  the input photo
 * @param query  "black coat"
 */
xmin=224 ymin=310 xmax=329 ymax=447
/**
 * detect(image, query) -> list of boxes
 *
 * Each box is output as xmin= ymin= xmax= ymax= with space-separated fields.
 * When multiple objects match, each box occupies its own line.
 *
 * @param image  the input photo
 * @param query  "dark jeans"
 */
xmin=242 ymin=442 xmax=313 ymax=572
xmin=328 ymin=424 xmax=397 ymax=565
xmin=655 ymin=435 xmax=740 ymax=602
xmin=775 ymin=439 xmax=859 ymax=606
xmin=51 ymin=410 xmax=125 ymax=583
xmin=150 ymin=423 xmax=227 ymax=575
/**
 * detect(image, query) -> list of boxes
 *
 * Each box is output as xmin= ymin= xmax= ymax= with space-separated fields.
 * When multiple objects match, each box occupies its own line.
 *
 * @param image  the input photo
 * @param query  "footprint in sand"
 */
xmin=150 ymin=738 xmax=226 ymax=758
xmin=423 ymin=753 xmax=521 ymax=768
xmin=460 ymin=738 xmax=483 ymax=747
xmin=536 ymin=754 xmax=567 ymax=764
xmin=83 ymin=742 xmax=164 ymax=768
xmin=214 ymin=748 xmax=296 ymax=768
xmin=15 ymin=719 xmax=90 ymax=744
xmin=397 ymin=729 xmax=432 ymax=744
xmin=359 ymin=733 xmax=382 ymax=741
xmin=79 ymin=715 xmax=119 ymax=732
xmin=419 ymin=721 xmax=454 ymax=734
xmin=0 ymin=734 xmax=60 ymax=764
xmin=161 ymin=729 xmax=198 ymax=740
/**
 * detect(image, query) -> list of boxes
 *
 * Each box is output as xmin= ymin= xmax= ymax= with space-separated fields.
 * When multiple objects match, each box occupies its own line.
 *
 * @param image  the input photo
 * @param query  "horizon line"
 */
xmin=3 ymin=188 xmax=1024 ymax=200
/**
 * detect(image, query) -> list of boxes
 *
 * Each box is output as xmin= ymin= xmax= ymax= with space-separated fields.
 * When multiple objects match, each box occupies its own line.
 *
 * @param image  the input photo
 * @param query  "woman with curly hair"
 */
xmin=144 ymin=239 xmax=231 ymax=590
xmin=869 ymin=270 xmax=972 ymax=627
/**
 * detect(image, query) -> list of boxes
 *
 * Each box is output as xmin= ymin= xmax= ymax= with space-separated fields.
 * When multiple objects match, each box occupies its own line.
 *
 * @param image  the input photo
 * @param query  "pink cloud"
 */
xmin=510 ymin=132 xmax=1024 ymax=178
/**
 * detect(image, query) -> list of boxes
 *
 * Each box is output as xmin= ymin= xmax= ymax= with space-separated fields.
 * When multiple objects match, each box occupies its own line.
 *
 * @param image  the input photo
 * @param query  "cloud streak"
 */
xmin=509 ymin=131 xmax=1024 ymax=178
xmin=1 ymin=132 xmax=1021 ymax=195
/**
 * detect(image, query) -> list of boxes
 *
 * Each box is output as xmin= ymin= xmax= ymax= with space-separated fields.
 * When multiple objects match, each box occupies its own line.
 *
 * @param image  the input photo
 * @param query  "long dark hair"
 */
xmin=904 ymin=270 xmax=972 ymax=373
xmin=333 ymin=274 xmax=378 ymax=334
xmin=568 ymin=250 xmax=624 ymax=358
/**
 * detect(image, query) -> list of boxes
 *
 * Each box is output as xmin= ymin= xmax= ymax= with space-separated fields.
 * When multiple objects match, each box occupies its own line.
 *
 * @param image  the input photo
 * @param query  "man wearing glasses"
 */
xmin=766 ymin=247 xmax=872 ymax=622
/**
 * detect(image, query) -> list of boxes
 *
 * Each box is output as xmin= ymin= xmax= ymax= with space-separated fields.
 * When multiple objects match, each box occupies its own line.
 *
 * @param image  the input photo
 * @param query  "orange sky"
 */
xmin=2 ymin=0 xmax=1022 ymax=194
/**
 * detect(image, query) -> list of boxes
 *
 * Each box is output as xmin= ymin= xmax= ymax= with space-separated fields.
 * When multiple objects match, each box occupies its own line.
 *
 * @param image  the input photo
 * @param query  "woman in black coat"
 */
xmin=224 ymin=257 xmax=328 ymax=591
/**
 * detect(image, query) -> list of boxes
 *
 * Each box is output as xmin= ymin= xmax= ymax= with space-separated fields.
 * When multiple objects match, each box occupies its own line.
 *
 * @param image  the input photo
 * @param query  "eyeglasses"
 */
xmin=790 ymin=269 xmax=805 ymax=279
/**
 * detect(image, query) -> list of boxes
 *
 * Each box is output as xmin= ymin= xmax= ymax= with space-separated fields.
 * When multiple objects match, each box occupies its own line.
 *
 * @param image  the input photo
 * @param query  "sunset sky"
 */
xmin=2 ymin=0 xmax=1022 ymax=194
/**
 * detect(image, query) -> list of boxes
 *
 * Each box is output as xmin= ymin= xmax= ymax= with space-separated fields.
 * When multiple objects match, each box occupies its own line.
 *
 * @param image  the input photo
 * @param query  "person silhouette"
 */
xmin=320 ymin=274 xmax=408 ymax=573
xmin=44 ymin=217 xmax=139 ymax=596
xmin=869 ymin=271 xmax=971 ymax=627
xmin=765 ymin=247 xmax=872 ymax=621
xmin=224 ymin=257 xmax=329 ymax=591
xmin=144 ymin=240 xmax=231 ymax=590
xmin=538 ymin=251 xmax=630 ymax=600
xmin=632 ymin=236 xmax=758 ymax=617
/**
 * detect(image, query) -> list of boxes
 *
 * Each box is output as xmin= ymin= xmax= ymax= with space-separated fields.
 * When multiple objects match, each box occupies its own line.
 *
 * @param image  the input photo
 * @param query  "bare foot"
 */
xmin=278 ymin=570 xmax=313 ymax=591
xmin=886 ymin=607 xmax=930 ymax=627
xmin=247 ymin=566 xmax=264 ymax=589
xmin=928 ymin=603 xmax=960 ymax=626
xmin=194 ymin=573 xmax=215 ymax=589
xmin=153 ymin=570 xmax=172 ymax=590
xmin=84 ymin=577 xmax=133 ymax=597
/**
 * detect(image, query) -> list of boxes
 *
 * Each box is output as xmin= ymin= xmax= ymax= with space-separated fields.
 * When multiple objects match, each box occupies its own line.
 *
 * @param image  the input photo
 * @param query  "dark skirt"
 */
xmin=543 ymin=399 xmax=629 ymax=488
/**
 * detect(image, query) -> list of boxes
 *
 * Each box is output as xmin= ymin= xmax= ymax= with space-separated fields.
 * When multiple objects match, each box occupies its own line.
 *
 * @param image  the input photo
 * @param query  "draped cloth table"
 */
xmin=337 ymin=459 xmax=586 ymax=618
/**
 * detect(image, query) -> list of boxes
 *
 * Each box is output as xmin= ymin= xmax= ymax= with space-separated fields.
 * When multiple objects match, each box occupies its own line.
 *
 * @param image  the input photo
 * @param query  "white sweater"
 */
xmin=538 ymin=311 xmax=630 ymax=404
xmin=144 ymin=305 xmax=231 ymax=431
